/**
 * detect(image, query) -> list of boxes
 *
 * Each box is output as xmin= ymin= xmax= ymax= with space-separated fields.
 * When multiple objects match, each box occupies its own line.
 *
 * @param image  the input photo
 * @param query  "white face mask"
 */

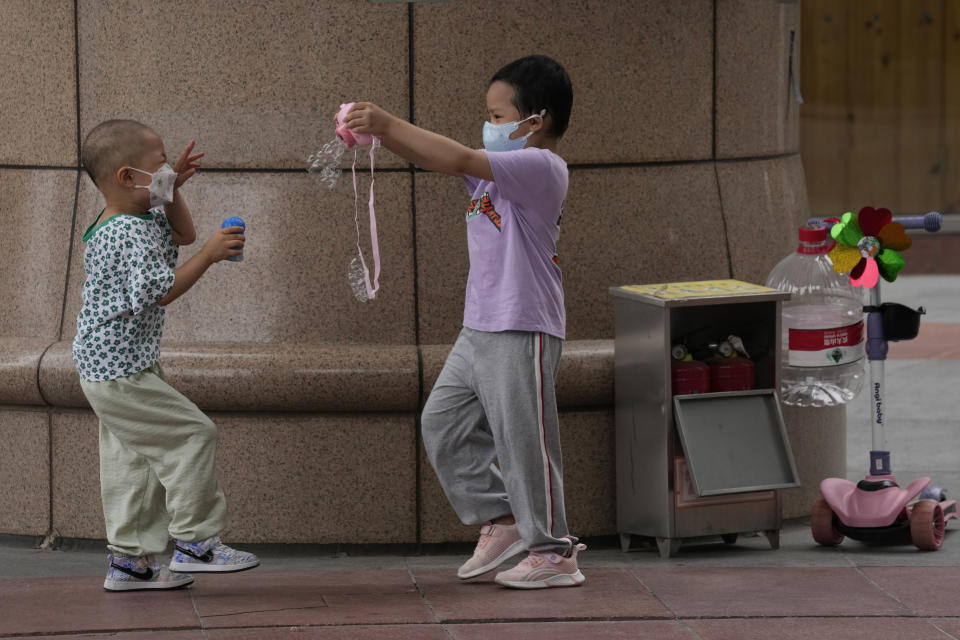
xmin=128 ymin=163 xmax=177 ymax=207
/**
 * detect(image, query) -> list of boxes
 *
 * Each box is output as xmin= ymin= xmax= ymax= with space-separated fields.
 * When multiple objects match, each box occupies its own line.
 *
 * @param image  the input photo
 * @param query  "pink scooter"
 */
xmin=809 ymin=210 xmax=959 ymax=550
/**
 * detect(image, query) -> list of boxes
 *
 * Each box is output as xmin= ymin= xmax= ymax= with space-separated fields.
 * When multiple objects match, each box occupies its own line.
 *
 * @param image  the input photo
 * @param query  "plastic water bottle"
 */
xmin=766 ymin=224 xmax=865 ymax=406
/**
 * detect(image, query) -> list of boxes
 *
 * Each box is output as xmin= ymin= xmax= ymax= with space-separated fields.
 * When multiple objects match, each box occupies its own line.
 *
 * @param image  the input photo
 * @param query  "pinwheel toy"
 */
xmin=827 ymin=206 xmax=911 ymax=288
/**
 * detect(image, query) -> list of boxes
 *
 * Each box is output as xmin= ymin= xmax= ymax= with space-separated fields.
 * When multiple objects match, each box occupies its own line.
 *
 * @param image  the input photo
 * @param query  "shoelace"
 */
xmin=474 ymin=524 xmax=497 ymax=550
xmin=210 ymin=538 xmax=253 ymax=560
xmin=520 ymin=553 xmax=546 ymax=568
xmin=112 ymin=553 xmax=156 ymax=568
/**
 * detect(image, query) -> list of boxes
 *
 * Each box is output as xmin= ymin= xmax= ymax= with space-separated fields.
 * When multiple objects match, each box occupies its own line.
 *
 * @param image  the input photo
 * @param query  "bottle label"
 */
xmin=787 ymin=321 xmax=864 ymax=367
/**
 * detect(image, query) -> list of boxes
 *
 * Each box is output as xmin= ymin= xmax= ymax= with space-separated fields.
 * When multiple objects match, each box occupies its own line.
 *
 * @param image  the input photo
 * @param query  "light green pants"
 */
xmin=80 ymin=362 xmax=227 ymax=556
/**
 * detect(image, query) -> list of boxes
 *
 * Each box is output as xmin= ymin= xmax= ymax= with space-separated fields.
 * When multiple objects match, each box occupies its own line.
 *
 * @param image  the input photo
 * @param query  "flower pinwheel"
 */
xmin=828 ymin=206 xmax=912 ymax=288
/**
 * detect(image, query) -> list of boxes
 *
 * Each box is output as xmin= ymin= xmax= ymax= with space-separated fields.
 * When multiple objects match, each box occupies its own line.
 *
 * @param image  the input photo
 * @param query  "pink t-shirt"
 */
xmin=461 ymin=147 xmax=567 ymax=340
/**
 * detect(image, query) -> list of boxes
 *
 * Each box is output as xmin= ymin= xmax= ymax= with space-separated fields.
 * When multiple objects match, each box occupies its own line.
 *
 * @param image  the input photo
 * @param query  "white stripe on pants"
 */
xmin=421 ymin=328 xmax=573 ymax=553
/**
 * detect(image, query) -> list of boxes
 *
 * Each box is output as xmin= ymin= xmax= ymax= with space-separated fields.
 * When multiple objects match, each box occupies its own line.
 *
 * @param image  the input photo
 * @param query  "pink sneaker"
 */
xmin=457 ymin=523 xmax=526 ymax=579
xmin=494 ymin=543 xmax=586 ymax=589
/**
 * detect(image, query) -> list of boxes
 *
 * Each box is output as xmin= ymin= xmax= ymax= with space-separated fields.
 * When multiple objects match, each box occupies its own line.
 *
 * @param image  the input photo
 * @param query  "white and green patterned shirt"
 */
xmin=72 ymin=209 xmax=178 ymax=382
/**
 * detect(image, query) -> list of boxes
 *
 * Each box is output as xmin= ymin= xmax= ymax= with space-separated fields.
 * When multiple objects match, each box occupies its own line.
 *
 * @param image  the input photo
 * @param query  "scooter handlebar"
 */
xmin=894 ymin=211 xmax=941 ymax=232
xmin=807 ymin=211 xmax=942 ymax=233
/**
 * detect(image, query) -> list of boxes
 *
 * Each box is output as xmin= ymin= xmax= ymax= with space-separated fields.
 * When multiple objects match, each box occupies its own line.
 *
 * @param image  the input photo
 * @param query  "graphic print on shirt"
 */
xmin=465 ymin=192 xmax=502 ymax=231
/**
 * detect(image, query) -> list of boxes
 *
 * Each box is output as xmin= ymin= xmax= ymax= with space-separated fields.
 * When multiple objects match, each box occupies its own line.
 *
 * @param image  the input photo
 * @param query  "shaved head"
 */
xmin=81 ymin=120 xmax=154 ymax=187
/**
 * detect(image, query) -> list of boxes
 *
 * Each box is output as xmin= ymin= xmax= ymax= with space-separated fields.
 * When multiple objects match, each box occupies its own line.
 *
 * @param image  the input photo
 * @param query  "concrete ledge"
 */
xmin=50 ymin=409 xmax=418 ymax=543
xmin=0 ymin=407 xmax=49 ymax=536
xmin=41 ymin=339 xmax=611 ymax=413
xmin=39 ymin=341 xmax=421 ymax=413
xmin=1 ymin=333 xmax=843 ymax=542
xmin=8 ymin=337 xmax=617 ymax=542
xmin=0 ymin=337 xmax=52 ymax=406
xmin=780 ymin=404 xmax=847 ymax=519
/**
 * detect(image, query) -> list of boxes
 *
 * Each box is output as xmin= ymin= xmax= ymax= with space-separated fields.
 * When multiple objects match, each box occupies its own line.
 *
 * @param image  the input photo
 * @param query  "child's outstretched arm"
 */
xmin=164 ymin=139 xmax=205 ymax=246
xmin=157 ymin=227 xmax=243 ymax=307
xmin=344 ymin=103 xmax=493 ymax=180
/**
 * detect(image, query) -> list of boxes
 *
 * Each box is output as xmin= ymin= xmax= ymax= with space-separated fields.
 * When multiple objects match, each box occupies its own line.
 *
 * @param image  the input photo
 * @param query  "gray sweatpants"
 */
xmin=421 ymin=327 xmax=573 ymax=553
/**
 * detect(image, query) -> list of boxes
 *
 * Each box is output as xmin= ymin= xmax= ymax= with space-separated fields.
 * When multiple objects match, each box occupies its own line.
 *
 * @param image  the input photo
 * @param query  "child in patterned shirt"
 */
xmin=73 ymin=119 xmax=258 ymax=591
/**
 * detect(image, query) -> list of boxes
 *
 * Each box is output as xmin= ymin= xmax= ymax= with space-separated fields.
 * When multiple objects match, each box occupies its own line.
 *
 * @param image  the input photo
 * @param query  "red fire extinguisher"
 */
xmin=671 ymin=345 xmax=711 ymax=395
xmin=705 ymin=336 xmax=755 ymax=392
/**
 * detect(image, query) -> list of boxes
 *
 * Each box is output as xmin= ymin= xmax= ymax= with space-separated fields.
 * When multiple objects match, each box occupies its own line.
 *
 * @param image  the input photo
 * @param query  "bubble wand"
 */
xmin=307 ymin=103 xmax=381 ymax=302
xmin=334 ymin=102 xmax=381 ymax=302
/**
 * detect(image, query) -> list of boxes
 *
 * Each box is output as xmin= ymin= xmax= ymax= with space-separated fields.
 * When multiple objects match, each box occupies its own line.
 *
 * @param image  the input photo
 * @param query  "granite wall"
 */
xmin=0 ymin=0 xmax=832 ymax=544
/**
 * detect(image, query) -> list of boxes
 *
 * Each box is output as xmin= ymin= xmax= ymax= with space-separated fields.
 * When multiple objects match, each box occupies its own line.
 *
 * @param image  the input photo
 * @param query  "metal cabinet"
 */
xmin=610 ymin=280 xmax=800 ymax=558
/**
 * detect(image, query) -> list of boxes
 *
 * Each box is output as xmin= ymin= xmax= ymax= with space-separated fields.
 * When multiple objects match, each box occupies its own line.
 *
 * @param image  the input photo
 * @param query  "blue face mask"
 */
xmin=482 ymin=109 xmax=546 ymax=152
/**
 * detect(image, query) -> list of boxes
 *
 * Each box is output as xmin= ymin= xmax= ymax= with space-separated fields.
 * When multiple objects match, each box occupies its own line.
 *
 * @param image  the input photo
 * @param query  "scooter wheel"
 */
xmin=910 ymin=499 xmax=945 ymax=551
xmin=811 ymin=498 xmax=844 ymax=546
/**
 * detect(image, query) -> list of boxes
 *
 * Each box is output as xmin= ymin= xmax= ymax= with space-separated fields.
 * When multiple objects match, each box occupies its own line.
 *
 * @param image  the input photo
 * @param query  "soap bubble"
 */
xmin=307 ymin=138 xmax=347 ymax=190
xmin=348 ymin=256 xmax=369 ymax=302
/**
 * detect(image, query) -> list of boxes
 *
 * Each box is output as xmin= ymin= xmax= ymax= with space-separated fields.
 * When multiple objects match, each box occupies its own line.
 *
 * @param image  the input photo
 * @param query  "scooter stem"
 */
xmin=866 ymin=284 xmax=891 ymax=476
xmin=805 ymin=211 xmax=940 ymax=478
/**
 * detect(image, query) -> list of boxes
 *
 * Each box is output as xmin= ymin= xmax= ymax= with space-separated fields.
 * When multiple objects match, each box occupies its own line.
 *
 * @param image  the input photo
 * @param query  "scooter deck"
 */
xmin=834 ymin=499 xmax=957 ymax=546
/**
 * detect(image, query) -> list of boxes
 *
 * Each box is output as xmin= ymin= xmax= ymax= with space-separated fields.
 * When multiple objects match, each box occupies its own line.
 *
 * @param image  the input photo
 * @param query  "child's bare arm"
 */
xmin=344 ymin=103 xmax=493 ymax=180
xmin=157 ymin=226 xmax=243 ymax=306
xmin=164 ymin=190 xmax=197 ymax=246
xmin=164 ymin=140 xmax=205 ymax=246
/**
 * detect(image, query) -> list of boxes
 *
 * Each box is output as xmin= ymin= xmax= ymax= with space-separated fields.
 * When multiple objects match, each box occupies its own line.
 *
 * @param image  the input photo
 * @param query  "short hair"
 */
xmin=81 ymin=119 xmax=153 ymax=187
xmin=489 ymin=55 xmax=573 ymax=138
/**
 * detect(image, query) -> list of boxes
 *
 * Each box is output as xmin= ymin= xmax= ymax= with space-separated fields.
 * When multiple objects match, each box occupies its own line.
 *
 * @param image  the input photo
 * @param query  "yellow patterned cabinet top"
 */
xmin=617 ymin=280 xmax=779 ymax=300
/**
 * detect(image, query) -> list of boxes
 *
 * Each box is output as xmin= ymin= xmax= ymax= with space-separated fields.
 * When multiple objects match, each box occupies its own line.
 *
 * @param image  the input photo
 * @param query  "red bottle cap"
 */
xmin=798 ymin=224 xmax=827 ymax=242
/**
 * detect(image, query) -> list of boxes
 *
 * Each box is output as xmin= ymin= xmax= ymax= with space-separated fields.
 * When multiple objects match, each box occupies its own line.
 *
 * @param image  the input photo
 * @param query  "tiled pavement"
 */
xmin=2 ymin=275 xmax=959 ymax=639
xmin=4 ymin=552 xmax=960 ymax=639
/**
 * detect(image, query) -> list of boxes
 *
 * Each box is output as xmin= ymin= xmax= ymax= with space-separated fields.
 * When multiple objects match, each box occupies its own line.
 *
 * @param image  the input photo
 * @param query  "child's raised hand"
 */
xmin=344 ymin=103 xmax=392 ymax=138
xmin=201 ymin=227 xmax=245 ymax=264
xmin=173 ymin=139 xmax=205 ymax=189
